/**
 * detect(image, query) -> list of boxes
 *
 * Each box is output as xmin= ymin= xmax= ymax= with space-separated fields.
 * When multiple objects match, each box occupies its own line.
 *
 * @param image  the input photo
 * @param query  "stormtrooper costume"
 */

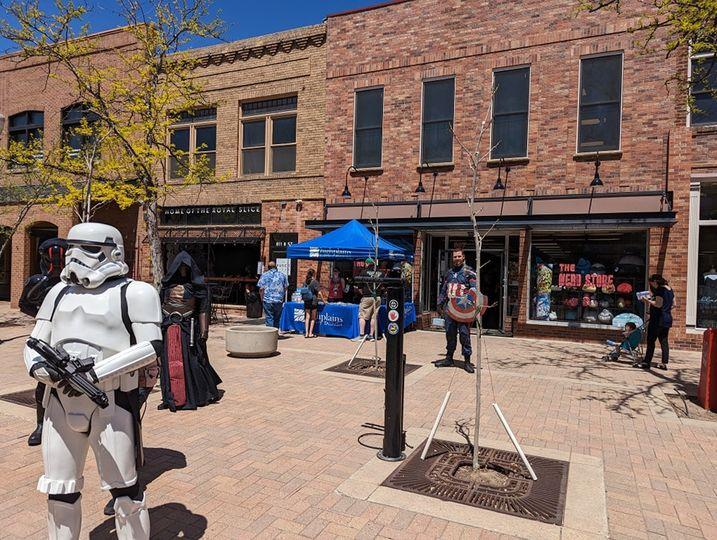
xmin=24 ymin=223 xmax=162 ymax=540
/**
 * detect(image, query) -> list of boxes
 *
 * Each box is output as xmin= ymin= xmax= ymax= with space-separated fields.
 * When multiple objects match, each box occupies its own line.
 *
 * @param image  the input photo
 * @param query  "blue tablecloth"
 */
xmin=279 ymin=301 xmax=416 ymax=338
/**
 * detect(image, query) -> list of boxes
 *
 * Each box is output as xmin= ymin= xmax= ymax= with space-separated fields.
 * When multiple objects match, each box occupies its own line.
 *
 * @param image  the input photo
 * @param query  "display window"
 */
xmin=529 ymin=232 xmax=647 ymax=325
xmin=697 ymin=226 xmax=717 ymax=328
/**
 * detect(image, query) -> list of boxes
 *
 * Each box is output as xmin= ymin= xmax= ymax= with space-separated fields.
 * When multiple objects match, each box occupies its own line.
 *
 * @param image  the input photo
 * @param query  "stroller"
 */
xmin=602 ymin=314 xmax=645 ymax=365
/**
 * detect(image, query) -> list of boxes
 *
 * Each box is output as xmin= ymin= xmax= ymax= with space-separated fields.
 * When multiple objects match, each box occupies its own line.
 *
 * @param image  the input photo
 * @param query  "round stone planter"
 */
xmin=225 ymin=326 xmax=279 ymax=358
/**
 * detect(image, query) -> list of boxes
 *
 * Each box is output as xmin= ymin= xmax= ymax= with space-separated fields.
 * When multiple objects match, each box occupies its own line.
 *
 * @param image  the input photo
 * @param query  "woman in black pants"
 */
xmin=640 ymin=274 xmax=674 ymax=370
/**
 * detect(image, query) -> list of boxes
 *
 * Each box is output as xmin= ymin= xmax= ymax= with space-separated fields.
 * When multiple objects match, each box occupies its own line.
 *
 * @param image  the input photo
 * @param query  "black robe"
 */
xmin=159 ymin=251 xmax=222 ymax=411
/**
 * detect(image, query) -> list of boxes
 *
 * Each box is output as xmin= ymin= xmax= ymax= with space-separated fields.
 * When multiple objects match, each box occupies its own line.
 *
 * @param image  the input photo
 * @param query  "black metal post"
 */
xmin=379 ymin=283 xmax=406 ymax=461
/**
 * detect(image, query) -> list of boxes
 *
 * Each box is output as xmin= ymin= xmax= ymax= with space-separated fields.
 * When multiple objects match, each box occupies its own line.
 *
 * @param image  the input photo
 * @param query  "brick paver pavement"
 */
xmin=0 ymin=302 xmax=715 ymax=539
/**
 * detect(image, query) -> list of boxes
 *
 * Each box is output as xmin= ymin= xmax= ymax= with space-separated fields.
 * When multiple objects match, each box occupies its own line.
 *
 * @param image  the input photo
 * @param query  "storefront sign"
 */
xmin=270 ymin=233 xmax=298 ymax=285
xmin=160 ymin=204 xmax=262 ymax=226
xmin=557 ymin=264 xmax=614 ymax=288
xmin=276 ymin=257 xmax=291 ymax=276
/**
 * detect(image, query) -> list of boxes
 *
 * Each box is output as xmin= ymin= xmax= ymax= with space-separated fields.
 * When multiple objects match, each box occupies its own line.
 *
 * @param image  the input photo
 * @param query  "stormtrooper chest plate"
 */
xmin=50 ymin=280 xmax=131 ymax=358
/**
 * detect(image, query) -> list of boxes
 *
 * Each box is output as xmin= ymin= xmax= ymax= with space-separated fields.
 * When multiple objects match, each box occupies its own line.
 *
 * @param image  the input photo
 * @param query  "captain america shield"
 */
xmin=446 ymin=288 xmax=487 ymax=324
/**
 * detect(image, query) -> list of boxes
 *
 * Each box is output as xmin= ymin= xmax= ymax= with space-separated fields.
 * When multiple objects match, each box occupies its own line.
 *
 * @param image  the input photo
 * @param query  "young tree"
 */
xmin=0 ymin=0 xmax=223 ymax=285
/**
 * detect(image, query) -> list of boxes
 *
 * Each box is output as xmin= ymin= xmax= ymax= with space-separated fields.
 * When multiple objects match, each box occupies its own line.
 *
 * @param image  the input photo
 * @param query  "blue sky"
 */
xmin=0 ymin=0 xmax=383 ymax=54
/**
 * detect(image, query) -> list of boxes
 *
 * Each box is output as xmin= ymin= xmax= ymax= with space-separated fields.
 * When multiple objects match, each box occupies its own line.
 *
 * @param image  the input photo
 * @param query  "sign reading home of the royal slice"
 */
xmin=160 ymin=204 xmax=262 ymax=226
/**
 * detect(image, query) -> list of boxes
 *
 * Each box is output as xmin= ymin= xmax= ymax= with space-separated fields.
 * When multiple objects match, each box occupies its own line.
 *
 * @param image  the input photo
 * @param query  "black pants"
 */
xmin=644 ymin=325 xmax=670 ymax=366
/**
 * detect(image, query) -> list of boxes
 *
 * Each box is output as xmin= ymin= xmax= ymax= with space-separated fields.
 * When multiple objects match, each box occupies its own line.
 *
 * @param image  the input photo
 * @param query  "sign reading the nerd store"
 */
xmin=161 ymin=204 xmax=262 ymax=226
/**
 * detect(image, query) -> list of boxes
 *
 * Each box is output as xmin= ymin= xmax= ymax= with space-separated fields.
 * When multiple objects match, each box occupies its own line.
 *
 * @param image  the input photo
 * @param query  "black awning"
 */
xmin=156 ymin=226 xmax=265 ymax=244
xmin=305 ymin=212 xmax=676 ymax=231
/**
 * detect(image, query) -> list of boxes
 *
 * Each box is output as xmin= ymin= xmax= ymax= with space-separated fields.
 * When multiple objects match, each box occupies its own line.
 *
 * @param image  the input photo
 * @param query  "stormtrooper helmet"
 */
xmin=61 ymin=222 xmax=129 ymax=288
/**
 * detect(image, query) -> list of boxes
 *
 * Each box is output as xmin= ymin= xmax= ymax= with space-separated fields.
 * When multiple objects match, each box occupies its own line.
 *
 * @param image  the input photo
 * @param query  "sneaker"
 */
xmin=657 ymin=363 xmax=668 ymax=370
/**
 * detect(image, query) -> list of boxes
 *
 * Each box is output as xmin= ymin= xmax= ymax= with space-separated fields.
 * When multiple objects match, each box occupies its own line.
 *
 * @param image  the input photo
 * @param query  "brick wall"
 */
xmin=324 ymin=0 xmax=707 ymax=349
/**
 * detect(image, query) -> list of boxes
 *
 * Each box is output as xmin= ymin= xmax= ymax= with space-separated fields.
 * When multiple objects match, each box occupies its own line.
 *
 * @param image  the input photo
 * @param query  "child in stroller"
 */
xmin=602 ymin=322 xmax=643 ymax=363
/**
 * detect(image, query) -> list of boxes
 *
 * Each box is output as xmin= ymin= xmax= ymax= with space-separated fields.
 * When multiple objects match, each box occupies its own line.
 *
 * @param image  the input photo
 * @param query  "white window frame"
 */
xmin=419 ymin=76 xmax=456 ymax=166
xmin=489 ymin=65 xmax=531 ymax=160
xmin=687 ymin=51 xmax=717 ymax=128
xmin=686 ymin=177 xmax=717 ymax=330
xmin=575 ymin=51 xmax=624 ymax=155
xmin=351 ymin=85 xmax=384 ymax=170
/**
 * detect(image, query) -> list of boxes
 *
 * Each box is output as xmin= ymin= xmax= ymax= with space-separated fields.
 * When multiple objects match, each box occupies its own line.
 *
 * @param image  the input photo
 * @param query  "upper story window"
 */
xmin=690 ymin=54 xmax=717 ymax=126
xmin=491 ymin=67 xmax=530 ymax=159
xmin=421 ymin=78 xmax=455 ymax=164
xmin=61 ymin=103 xmax=99 ymax=154
xmin=578 ymin=53 xmax=622 ymax=153
xmin=353 ymin=88 xmax=383 ymax=169
xmin=169 ymin=107 xmax=216 ymax=179
xmin=241 ymin=96 xmax=297 ymax=175
xmin=8 ymin=111 xmax=44 ymax=146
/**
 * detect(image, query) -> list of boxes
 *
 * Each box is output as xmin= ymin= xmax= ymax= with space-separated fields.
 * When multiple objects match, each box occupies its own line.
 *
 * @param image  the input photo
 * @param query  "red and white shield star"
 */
xmin=446 ymin=287 xmax=487 ymax=324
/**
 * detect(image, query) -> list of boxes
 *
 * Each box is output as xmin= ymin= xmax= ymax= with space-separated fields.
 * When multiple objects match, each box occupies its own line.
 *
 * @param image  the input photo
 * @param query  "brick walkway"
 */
xmin=0 ymin=302 xmax=715 ymax=539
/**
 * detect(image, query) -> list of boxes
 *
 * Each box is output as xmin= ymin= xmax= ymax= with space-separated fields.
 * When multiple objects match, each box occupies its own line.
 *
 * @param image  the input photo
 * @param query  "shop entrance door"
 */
xmin=435 ymin=247 xmax=504 ymax=331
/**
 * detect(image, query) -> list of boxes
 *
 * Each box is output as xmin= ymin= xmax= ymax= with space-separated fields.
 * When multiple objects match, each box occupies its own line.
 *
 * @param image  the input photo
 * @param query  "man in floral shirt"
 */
xmin=257 ymin=261 xmax=289 ymax=328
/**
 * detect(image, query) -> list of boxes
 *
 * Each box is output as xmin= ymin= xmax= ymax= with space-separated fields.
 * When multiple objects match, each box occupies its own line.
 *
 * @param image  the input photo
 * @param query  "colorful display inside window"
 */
xmin=529 ymin=232 xmax=647 ymax=325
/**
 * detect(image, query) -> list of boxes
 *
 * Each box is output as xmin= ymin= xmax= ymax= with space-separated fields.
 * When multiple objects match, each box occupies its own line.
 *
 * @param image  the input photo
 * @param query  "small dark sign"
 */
xmin=161 ymin=204 xmax=262 ymax=226
xmin=270 ymin=232 xmax=298 ymax=286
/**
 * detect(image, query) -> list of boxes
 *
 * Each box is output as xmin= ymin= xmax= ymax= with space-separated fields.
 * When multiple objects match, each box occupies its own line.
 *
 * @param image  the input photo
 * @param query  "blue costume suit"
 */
xmin=438 ymin=264 xmax=477 ymax=361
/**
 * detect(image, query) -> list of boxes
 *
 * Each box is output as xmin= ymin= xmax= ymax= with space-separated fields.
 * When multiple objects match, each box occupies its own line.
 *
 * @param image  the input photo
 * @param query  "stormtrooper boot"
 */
xmin=114 ymin=494 xmax=150 ymax=540
xmin=47 ymin=496 xmax=81 ymax=540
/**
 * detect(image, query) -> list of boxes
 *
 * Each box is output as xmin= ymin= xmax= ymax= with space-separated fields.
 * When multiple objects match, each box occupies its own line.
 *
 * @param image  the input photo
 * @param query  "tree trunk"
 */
xmin=0 ymin=201 xmax=34 ymax=261
xmin=473 ymin=234 xmax=482 ymax=469
xmin=142 ymin=199 xmax=164 ymax=288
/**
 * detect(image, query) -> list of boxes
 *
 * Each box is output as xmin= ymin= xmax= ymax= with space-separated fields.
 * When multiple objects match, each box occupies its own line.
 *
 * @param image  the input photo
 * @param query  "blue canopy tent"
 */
xmin=286 ymin=219 xmax=413 ymax=262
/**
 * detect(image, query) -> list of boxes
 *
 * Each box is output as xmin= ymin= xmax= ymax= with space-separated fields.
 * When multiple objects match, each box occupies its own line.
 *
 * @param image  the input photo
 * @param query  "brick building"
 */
xmin=132 ymin=23 xmax=327 ymax=303
xmin=0 ymin=28 xmax=141 ymax=306
xmin=317 ymin=0 xmax=716 ymax=348
xmin=0 ymin=24 xmax=327 ymax=307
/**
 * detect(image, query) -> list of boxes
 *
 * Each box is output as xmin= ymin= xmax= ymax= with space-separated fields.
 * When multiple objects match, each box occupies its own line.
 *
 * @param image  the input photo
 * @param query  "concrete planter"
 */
xmin=225 ymin=326 xmax=278 ymax=358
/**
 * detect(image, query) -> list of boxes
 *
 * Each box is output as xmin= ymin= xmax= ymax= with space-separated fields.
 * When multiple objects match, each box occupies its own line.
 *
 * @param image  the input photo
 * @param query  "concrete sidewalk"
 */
xmin=0 ymin=302 xmax=714 ymax=539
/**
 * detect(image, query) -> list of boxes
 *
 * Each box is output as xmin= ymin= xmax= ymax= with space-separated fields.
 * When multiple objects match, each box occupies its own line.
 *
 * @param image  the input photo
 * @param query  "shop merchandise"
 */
xmin=536 ymin=264 xmax=553 ymax=294
xmin=583 ymin=309 xmax=598 ymax=323
xmin=590 ymin=263 xmax=607 ymax=274
xmin=536 ymin=292 xmax=551 ymax=319
xmin=598 ymin=309 xmax=614 ymax=323
xmin=576 ymin=258 xmax=591 ymax=275
xmin=582 ymin=282 xmax=597 ymax=293
xmin=602 ymin=283 xmax=616 ymax=294
xmin=616 ymin=282 xmax=633 ymax=294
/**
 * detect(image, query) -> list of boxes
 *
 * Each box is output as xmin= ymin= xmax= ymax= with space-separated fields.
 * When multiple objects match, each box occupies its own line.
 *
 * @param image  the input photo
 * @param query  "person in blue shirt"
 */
xmin=435 ymin=249 xmax=476 ymax=373
xmin=604 ymin=322 xmax=641 ymax=361
xmin=257 ymin=261 xmax=289 ymax=328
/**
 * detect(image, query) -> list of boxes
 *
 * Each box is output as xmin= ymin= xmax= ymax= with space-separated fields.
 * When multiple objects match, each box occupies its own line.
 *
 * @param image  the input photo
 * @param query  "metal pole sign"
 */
xmin=379 ymin=282 xmax=406 ymax=461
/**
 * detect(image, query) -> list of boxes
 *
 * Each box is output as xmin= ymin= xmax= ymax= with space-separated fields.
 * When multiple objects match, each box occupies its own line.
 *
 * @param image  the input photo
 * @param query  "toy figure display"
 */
xmin=158 ymin=251 xmax=222 ymax=411
xmin=18 ymin=238 xmax=67 ymax=447
xmin=23 ymin=223 xmax=162 ymax=539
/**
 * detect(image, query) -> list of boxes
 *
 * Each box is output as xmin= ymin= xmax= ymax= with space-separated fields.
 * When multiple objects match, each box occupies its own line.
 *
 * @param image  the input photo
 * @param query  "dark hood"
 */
xmin=162 ymin=251 xmax=205 ymax=286
xmin=39 ymin=238 xmax=68 ymax=277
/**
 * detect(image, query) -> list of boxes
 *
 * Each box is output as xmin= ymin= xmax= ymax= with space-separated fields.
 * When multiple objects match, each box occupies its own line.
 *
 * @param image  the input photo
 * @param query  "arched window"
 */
xmin=8 ymin=111 xmax=44 ymax=146
xmin=61 ymin=103 xmax=99 ymax=153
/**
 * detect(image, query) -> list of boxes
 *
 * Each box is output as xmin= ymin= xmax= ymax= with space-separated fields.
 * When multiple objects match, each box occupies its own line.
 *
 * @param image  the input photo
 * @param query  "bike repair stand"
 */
xmin=347 ymin=301 xmax=381 ymax=369
xmin=379 ymin=280 xmax=406 ymax=462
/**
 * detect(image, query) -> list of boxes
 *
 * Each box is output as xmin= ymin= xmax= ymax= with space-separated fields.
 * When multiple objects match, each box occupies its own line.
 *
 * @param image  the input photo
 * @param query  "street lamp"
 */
xmin=493 ymin=158 xmax=510 ymax=191
xmin=590 ymin=152 xmax=603 ymax=187
xmin=342 ymin=165 xmax=356 ymax=198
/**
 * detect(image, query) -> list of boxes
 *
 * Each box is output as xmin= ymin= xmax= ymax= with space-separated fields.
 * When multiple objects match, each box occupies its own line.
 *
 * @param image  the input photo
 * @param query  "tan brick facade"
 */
xmin=323 ymin=0 xmax=710 ymax=349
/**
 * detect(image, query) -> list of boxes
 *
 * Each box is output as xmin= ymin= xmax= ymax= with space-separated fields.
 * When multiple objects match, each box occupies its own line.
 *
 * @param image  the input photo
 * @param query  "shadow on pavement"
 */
xmin=139 ymin=447 xmax=187 ymax=486
xmin=89 ymin=503 xmax=207 ymax=539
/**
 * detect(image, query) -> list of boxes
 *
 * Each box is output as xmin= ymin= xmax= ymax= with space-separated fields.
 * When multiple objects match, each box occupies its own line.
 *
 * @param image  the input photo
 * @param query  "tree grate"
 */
xmin=382 ymin=438 xmax=569 ymax=525
xmin=0 ymin=388 xmax=37 ymax=408
xmin=325 ymin=358 xmax=421 ymax=379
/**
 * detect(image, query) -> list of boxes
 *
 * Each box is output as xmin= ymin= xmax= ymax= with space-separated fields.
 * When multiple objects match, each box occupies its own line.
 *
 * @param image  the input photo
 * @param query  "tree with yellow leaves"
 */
xmin=0 ymin=0 xmax=223 ymax=285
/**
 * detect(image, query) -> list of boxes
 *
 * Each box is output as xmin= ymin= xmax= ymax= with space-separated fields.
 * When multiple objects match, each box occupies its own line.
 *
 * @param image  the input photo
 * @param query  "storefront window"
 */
xmin=529 ymin=232 xmax=647 ymax=325
xmin=697 ymin=226 xmax=717 ymax=328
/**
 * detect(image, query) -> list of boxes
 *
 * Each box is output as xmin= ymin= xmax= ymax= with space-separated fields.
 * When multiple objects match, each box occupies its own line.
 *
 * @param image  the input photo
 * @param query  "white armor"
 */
xmin=24 ymin=223 xmax=161 ymax=540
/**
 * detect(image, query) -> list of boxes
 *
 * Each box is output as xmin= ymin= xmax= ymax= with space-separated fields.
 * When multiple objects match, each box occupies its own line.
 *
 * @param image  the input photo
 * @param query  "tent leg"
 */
xmin=348 ymin=335 xmax=368 ymax=368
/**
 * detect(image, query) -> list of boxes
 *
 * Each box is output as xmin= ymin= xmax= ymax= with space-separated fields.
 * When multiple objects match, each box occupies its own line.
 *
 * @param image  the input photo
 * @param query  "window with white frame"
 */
xmin=690 ymin=54 xmax=717 ymax=126
xmin=577 ymin=54 xmax=622 ymax=153
xmin=491 ymin=67 xmax=530 ymax=159
xmin=421 ymin=78 xmax=454 ymax=164
xmin=695 ymin=182 xmax=717 ymax=328
xmin=168 ymin=107 xmax=217 ymax=179
xmin=241 ymin=96 xmax=297 ymax=175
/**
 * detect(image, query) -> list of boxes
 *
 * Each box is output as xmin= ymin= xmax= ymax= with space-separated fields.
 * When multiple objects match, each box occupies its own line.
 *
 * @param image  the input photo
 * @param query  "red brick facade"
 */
xmin=323 ymin=0 xmax=708 ymax=349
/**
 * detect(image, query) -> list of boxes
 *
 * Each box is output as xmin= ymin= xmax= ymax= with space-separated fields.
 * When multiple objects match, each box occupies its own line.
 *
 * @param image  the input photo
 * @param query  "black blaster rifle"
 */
xmin=27 ymin=337 xmax=109 ymax=408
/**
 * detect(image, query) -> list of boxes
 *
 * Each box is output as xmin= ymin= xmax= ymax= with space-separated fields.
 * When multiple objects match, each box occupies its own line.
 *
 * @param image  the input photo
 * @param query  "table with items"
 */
xmin=279 ymin=301 xmax=416 ymax=338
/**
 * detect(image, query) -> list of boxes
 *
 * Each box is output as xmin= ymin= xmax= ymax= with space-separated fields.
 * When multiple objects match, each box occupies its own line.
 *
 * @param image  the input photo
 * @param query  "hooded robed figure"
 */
xmin=159 ymin=251 xmax=222 ymax=411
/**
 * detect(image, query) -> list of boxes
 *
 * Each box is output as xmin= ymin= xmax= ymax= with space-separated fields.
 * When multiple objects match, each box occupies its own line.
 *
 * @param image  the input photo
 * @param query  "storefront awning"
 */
xmin=309 ymin=191 xmax=675 ymax=231
xmin=157 ymin=226 xmax=265 ymax=244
